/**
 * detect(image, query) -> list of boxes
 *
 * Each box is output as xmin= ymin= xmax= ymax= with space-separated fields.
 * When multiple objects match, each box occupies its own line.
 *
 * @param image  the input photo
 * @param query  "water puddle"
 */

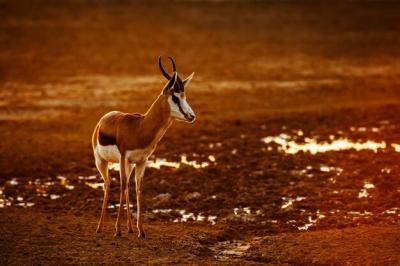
xmin=146 ymin=158 xmax=180 ymax=169
xmin=0 ymin=177 xmax=71 ymax=208
xmin=208 ymin=142 xmax=222 ymax=149
xmin=358 ymin=181 xmax=375 ymax=198
xmin=392 ymin=143 xmax=400 ymax=152
xmin=262 ymin=133 xmax=388 ymax=154
xmin=180 ymin=155 xmax=210 ymax=169
xmin=85 ymin=182 xmax=104 ymax=190
xmin=292 ymin=165 xmax=343 ymax=179
xmin=346 ymin=210 xmax=373 ymax=218
xmin=349 ymin=126 xmax=380 ymax=133
xmin=231 ymin=207 xmax=263 ymax=222
xmin=219 ymin=207 xmax=266 ymax=224
xmin=56 ymin=176 xmax=75 ymax=190
xmin=234 ymin=207 xmax=251 ymax=216
xmin=1 ymin=173 xmax=107 ymax=208
xmin=319 ymin=165 xmax=343 ymax=174
xmin=86 ymin=153 xmax=216 ymax=190
xmin=151 ymin=208 xmax=217 ymax=225
xmin=78 ymin=175 xmax=97 ymax=180
xmin=8 ymin=178 xmax=19 ymax=186
xmin=15 ymin=202 xmax=35 ymax=208
xmin=107 ymin=203 xmax=134 ymax=210
xmin=281 ymin=196 xmax=306 ymax=209
xmin=296 ymin=210 xmax=326 ymax=231
xmin=0 ymin=197 xmax=12 ymax=208
xmin=381 ymin=168 xmax=392 ymax=174
xmin=383 ymin=208 xmax=399 ymax=215
xmin=34 ymin=154 xmax=215 ymax=193
xmin=109 ymin=154 xmax=215 ymax=171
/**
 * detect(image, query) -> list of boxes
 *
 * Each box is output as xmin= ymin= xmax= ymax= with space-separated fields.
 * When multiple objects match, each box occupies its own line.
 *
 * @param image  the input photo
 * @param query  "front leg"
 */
xmin=115 ymin=154 xmax=127 ymax=237
xmin=135 ymin=161 xmax=146 ymax=238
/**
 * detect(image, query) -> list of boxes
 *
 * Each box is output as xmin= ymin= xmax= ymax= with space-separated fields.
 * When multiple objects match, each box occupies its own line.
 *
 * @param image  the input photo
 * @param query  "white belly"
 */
xmin=96 ymin=143 xmax=155 ymax=163
xmin=97 ymin=144 xmax=121 ymax=163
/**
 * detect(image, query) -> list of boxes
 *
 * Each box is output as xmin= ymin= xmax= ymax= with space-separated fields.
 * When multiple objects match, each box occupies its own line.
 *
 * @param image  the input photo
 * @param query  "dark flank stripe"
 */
xmin=98 ymin=130 xmax=116 ymax=146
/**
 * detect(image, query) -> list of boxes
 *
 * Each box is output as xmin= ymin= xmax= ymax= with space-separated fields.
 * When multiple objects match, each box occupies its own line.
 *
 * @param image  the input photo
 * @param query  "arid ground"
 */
xmin=1 ymin=1 xmax=400 ymax=265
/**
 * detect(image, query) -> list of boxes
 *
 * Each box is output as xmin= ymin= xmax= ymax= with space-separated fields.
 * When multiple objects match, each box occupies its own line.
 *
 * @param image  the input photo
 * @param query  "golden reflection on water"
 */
xmin=84 ymin=182 xmax=104 ymax=190
xmin=297 ymin=210 xmax=326 ymax=231
xmin=358 ymin=181 xmax=375 ymax=198
xmin=109 ymin=154 xmax=214 ymax=171
xmin=262 ymin=134 xmax=387 ymax=154
xmin=151 ymin=208 xmax=217 ymax=225
xmin=147 ymin=158 xmax=180 ymax=169
xmin=392 ymin=143 xmax=400 ymax=152
xmin=281 ymin=196 xmax=306 ymax=209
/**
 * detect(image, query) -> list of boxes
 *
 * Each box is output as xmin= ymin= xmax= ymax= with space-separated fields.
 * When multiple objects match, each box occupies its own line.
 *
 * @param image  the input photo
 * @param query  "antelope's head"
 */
xmin=159 ymin=56 xmax=196 ymax=123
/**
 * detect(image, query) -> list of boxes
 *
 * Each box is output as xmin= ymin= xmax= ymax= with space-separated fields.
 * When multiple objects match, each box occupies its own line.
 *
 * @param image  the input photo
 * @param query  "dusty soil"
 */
xmin=1 ymin=1 xmax=400 ymax=265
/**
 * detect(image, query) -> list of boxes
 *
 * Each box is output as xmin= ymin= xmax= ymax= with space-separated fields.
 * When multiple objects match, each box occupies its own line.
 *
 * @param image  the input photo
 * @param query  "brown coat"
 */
xmin=92 ymin=94 xmax=172 ymax=157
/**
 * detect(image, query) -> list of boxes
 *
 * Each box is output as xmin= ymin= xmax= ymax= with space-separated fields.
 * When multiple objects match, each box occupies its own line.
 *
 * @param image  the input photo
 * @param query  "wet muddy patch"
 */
xmin=1 ymin=115 xmax=400 ymax=236
xmin=210 ymin=240 xmax=253 ymax=261
xmin=0 ymin=176 xmax=75 ymax=208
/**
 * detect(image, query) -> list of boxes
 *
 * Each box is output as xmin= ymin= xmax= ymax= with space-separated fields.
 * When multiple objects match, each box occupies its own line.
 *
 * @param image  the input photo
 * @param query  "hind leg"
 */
xmin=95 ymin=154 xmax=110 ymax=233
xmin=115 ymin=154 xmax=128 ymax=237
xmin=125 ymin=163 xmax=135 ymax=233
xmin=135 ymin=161 xmax=146 ymax=238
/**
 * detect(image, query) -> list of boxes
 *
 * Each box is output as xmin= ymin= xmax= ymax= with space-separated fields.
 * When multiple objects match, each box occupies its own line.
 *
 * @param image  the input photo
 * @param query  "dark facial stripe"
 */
xmin=171 ymin=94 xmax=190 ymax=120
xmin=98 ymin=130 xmax=116 ymax=146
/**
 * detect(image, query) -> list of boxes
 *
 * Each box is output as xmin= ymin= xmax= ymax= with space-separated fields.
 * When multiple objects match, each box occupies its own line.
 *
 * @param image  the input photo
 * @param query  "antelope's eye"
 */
xmin=172 ymin=94 xmax=180 ymax=105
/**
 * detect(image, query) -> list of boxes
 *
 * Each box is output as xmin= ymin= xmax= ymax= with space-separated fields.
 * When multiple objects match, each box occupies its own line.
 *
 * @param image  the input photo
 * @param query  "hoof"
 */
xmin=95 ymin=227 xmax=102 ymax=233
xmin=138 ymin=232 xmax=146 ymax=239
xmin=127 ymin=228 xmax=134 ymax=234
xmin=114 ymin=231 xmax=122 ymax=237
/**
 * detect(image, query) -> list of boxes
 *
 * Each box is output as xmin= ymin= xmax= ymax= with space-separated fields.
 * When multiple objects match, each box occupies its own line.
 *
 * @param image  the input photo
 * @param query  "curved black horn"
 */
xmin=158 ymin=56 xmax=177 ymax=80
xmin=168 ymin=56 xmax=176 ymax=72
xmin=159 ymin=56 xmax=170 ymax=79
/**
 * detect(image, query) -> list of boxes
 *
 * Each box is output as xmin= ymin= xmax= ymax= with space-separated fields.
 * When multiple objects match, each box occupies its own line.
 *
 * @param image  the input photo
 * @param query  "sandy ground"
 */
xmin=1 ymin=1 xmax=400 ymax=265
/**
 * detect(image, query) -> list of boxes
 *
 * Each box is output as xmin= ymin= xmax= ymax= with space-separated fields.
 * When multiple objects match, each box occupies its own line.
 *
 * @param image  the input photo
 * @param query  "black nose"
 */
xmin=188 ymin=115 xmax=196 ymax=122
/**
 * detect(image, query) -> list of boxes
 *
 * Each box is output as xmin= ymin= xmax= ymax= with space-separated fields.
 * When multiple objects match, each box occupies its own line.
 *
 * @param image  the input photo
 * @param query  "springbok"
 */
xmin=92 ymin=56 xmax=195 ymax=238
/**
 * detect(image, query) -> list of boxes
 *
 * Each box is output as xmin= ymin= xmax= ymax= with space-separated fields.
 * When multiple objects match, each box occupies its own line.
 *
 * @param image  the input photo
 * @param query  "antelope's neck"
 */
xmin=142 ymin=94 xmax=172 ymax=145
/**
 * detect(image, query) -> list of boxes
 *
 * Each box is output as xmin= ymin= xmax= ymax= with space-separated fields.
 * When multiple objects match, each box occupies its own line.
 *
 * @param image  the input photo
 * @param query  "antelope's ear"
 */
xmin=163 ymin=72 xmax=178 ymax=95
xmin=183 ymin=72 xmax=195 ymax=87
